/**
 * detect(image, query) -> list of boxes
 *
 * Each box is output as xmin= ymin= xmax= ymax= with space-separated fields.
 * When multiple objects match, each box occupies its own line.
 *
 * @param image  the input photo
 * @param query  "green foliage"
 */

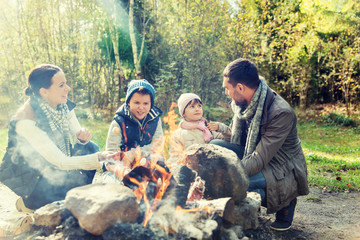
xmin=1 ymin=0 xmax=360 ymax=115
xmin=323 ymin=112 xmax=358 ymax=127
xmin=203 ymin=106 xmax=232 ymax=125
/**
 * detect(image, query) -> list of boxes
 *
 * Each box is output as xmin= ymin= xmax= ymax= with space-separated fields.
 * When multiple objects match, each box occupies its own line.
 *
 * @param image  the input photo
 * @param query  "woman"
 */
xmin=0 ymin=64 xmax=118 ymax=211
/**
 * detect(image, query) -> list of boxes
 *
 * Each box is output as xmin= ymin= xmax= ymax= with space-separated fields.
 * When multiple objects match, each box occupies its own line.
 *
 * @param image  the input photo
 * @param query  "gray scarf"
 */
xmin=230 ymin=78 xmax=268 ymax=157
xmin=37 ymin=98 xmax=71 ymax=156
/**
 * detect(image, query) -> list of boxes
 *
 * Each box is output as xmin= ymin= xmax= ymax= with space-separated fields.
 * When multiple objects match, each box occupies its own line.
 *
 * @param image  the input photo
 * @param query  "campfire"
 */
xmin=3 ymin=103 xmax=261 ymax=239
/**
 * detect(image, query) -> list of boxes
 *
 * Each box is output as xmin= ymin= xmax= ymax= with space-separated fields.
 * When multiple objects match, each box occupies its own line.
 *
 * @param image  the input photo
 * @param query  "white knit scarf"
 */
xmin=230 ymin=78 xmax=268 ymax=157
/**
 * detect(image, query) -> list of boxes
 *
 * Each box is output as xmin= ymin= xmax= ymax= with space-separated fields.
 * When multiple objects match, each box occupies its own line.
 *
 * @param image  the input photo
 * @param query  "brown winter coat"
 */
xmin=241 ymin=87 xmax=309 ymax=214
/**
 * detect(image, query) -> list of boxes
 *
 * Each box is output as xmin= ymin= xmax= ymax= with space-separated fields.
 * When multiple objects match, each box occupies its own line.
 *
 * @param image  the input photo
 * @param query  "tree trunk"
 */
xmin=129 ymin=0 xmax=143 ymax=79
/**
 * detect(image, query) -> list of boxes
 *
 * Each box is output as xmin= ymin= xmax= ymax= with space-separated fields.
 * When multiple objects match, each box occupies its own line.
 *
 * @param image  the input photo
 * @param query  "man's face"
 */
xmin=222 ymin=77 xmax=247 ymax=107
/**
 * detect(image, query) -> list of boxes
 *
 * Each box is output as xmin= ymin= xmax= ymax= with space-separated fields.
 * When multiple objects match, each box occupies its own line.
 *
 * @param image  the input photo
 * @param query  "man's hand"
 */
xmin=76 ymin=128 xmax=92 ymax=143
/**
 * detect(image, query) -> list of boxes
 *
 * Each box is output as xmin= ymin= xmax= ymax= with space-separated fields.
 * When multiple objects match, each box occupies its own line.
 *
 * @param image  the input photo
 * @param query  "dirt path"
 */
xmin=252 ymin=187 xmax=360 ymax=240
xmin=0 ymin=183 xmax=359 ymax=240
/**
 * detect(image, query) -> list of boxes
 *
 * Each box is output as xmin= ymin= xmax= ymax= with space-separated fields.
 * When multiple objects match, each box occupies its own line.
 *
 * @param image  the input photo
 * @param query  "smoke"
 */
xmin=16 ymin=135 xmax=74 ymax=187
xmin=97 ymin=0 xmax=129 ymax=33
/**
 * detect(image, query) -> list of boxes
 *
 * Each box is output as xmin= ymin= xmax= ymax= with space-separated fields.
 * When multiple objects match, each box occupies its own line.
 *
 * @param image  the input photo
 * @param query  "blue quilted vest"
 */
xmin=113 ymin=104 xmax=162 ymax=151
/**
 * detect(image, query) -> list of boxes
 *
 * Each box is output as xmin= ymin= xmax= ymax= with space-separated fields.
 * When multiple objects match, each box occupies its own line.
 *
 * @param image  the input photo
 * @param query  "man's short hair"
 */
xmin=223 ymin=58 xmax=260 ymax=89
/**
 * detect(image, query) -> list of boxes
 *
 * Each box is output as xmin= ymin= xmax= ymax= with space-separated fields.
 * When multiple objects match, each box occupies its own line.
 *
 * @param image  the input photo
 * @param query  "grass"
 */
xmin=78 ymin=118 xmax=110 ymax=151
xmin=298 ymin=122 xmax=360 ymax=192
xmin=0 ymin=118 xmax=359 ymax=192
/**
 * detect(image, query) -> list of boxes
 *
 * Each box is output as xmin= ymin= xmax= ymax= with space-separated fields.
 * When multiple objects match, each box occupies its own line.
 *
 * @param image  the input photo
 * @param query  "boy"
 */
xmin=106 ymin=79 xmax=164 ymax=166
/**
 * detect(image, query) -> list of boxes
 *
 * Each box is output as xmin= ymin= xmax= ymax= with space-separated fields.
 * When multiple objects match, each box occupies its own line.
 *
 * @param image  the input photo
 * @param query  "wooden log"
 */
xmin=194 ymin=197 xmax=235 ymax=224
xmin=161 ymin=165 xmax=196 ymax=208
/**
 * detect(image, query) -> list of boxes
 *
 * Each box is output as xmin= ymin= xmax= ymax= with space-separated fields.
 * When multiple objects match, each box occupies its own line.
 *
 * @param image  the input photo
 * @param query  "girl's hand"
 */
xmin=207 ymin=121 xmax=219 ymax=131
xmin=76 ymin=128 xmax=92 ymax=143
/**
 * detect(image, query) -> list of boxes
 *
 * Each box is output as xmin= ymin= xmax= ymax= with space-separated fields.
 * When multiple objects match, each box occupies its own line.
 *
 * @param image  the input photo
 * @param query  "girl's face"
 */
xmin=39 ymin=71 xmax=71 ymax=109
xmin=183 ymin=100 xmax=203 ymax=122
xmin=128 ymin=92 xmax=151 ymax=120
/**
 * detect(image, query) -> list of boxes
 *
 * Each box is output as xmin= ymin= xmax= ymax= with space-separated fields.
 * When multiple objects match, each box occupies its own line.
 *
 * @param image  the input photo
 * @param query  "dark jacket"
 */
xmin=0 ymin=100 xmax=94 ymax=209
xmin=113 ymin=104 xmax=163 ymax=151
xmin=241 ymin=87 xmax=309 ymax=213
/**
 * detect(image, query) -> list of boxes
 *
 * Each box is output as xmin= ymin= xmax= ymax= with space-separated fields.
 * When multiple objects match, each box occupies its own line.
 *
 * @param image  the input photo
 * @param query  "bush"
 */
xmin=323 ymin=112 xmax=358 ymax=127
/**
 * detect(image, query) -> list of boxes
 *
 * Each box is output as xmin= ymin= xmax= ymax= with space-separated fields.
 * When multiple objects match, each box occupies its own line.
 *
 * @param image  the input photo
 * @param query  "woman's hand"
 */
xmin=76 ymin=128 xmax=92 ymax=143
xmin=207 ymin=121 xmax=219 ymax=131
xmin=98 ymin=151 xmax=121 ymax=162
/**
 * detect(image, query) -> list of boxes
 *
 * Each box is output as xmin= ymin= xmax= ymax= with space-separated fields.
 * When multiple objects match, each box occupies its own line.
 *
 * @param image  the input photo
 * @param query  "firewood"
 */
xmin=194 ymin=197 xmax=235 ymax=224
xmin=162 ymin=165 xmax=196 ymax=208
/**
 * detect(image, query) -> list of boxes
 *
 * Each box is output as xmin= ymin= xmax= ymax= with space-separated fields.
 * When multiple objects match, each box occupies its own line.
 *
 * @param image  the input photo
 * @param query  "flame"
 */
xmin=111 ymin=103 xmax=180 ymax=227
xmin=128 ymin=176 xmax=149 ymax=202
xmin=131 ymin=145 xmax=143 ymax=168
xmin=162 ymin=102 xmax=180 ymax=167
xmin=143 ymin=164 xmax=173 ymax=226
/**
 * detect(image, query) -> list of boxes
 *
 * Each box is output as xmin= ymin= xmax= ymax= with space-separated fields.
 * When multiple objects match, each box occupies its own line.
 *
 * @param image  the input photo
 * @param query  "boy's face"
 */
xmin=183 ymin=101 xmax=203 ymax=122
xmin=128 ymin=92 xmax=151 ymax=121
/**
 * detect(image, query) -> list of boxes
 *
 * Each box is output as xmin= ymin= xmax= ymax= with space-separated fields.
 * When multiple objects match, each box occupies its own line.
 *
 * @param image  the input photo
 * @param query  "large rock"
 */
xmin=33 ymin=200 xmax=67 ymax=230
xmin=185 ymin=144 xmax=249 ymax=203
xmin=233 ymin=192 xmax=261 ymax=230
xmin=65 ymin=183 xmax=140 ymax=236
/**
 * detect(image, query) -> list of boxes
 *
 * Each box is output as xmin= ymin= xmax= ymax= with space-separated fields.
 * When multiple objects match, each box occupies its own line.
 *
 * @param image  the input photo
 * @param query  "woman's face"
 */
xmin=40 ymin=71 xmax=71 ymax=109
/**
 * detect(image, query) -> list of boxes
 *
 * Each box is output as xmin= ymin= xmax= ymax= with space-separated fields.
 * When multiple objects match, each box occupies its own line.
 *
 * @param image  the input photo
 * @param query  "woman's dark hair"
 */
xmin=25 ymin=64 xmax=62 ymax=97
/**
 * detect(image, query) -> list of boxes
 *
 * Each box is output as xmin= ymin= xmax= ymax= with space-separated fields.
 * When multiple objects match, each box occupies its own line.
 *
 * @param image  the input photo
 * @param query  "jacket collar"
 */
xmin=66 ymin=99 xmax=76 ymax=111
xmin=261 ymin=87 xmax=276 ymax=125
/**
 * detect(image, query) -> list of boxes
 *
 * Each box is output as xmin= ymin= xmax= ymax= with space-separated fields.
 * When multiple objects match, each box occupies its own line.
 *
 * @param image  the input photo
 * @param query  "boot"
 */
xmin=270 ymin=198 xmax=297 ymax=231
xmin=15 ymin=197 xmax=34 ymax=213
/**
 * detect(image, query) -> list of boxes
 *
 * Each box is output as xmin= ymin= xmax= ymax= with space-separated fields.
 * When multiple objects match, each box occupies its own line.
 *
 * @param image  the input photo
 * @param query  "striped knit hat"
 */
xmin=125 ymin=79 xmax=155 ymax=107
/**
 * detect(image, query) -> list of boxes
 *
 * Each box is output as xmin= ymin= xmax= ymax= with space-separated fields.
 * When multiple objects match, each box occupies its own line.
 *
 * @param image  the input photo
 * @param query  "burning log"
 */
xmin=184 ymin=144 xmax=249 ymax=203
xmin=167 ymin=165 xmax=196 ymax=207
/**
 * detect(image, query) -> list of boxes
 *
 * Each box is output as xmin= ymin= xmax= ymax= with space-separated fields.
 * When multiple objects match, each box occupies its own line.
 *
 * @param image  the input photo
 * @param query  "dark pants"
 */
xmin=210 ymin=139 xmax=267 ymax=204
xmin=25 ymin=141 xmax=99 ymax=210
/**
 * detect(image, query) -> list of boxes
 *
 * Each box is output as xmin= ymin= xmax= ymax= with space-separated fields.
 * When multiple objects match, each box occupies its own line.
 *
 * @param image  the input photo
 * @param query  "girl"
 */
xmin=167 ymin=93 xmax=230 ymax=169
xmin=0 ymin=64 xmax=118 ymax=211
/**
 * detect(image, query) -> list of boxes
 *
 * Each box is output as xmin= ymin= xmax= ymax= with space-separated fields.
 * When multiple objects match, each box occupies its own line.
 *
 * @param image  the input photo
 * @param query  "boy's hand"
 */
xmin=207 ymin=121 xmax=219 ymax=131
xmin=76 ymin=128 xmax=92 ymax=143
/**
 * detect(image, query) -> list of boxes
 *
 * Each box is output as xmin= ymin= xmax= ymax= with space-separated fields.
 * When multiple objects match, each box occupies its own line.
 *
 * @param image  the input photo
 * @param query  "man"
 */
xmin=211 ymin=58 xmax=309 ymax=231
